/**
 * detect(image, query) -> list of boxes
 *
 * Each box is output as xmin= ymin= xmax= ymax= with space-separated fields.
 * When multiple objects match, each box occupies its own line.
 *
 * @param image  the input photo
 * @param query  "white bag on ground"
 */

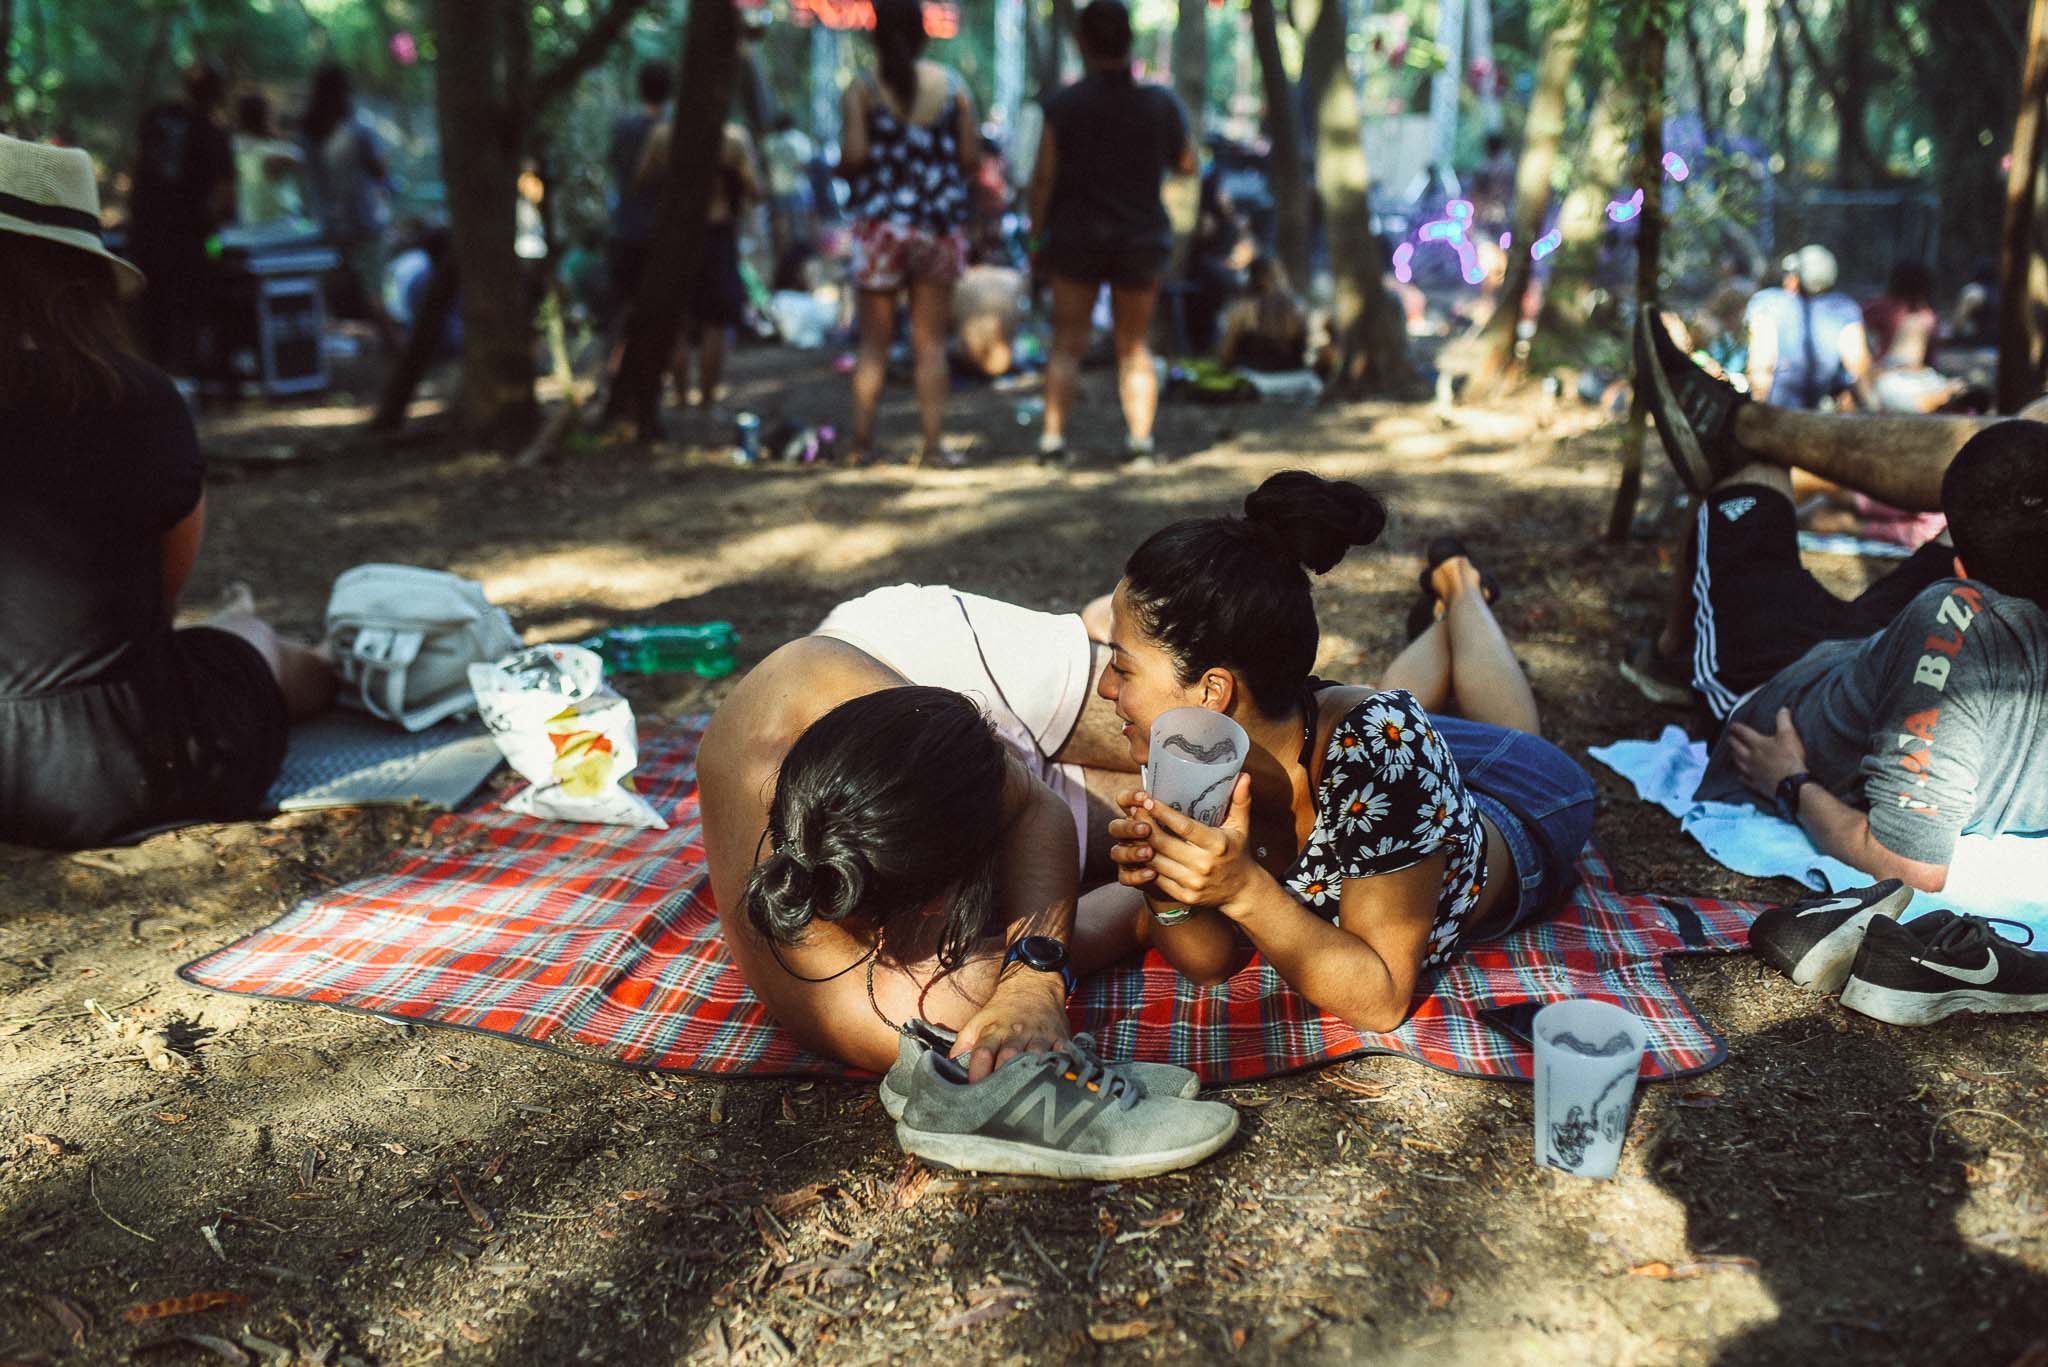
xmin=467 ymin=645 xmax=666 ymax=829
xmin=326 ymin=564 xmax=524 ymax=731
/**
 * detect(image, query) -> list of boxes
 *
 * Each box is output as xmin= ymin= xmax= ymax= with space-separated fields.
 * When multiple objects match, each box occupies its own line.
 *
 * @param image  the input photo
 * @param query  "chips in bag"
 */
xmin=467 ymin=645 xmax=666 ymax=829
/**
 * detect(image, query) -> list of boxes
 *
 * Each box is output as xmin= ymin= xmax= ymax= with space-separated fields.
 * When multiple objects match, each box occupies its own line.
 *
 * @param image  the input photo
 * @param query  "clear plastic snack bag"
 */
xmin=467 ymin=644 xmax=667 ymax=829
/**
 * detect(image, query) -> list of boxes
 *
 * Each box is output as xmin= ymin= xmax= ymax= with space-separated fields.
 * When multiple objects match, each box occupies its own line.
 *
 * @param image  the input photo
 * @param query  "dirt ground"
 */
xmin=4 ymin=345 xmax=2047 ymax=1367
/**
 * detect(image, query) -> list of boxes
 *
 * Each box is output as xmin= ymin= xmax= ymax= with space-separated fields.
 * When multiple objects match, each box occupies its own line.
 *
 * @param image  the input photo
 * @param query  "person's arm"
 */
xmin=161 ymin=495 xmax=205 ymax=617
xmin=955 ymin=757 xmax=1079 ymax=1079
xmin=954 ymin=80 xmax=982 ymax=178
xmin=1106 ymin=787 xmax=1253 ymax=984
xmin=1169 ymin=96 xmax=1198 ymax=177
xmin=1723 ymin=706 xmax=1951 ymax=892
xmin=1117 ymin=777 xmax=1439 ymax=1032
xmin=727 ymin=125 xmax=763 ymax=204
xmin=1746 ymin=314 xmax=1777 ymax=401
xmin=838 ymin=83 xmax=869 ymax=175
xmin=1839 ymin=320 xmax=1875 ymax=409
xmin=1027 ymin=123 xmax=1058 ymax=235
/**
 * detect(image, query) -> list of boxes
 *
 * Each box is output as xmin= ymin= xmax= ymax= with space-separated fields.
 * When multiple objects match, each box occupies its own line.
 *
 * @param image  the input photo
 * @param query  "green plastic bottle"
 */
xmin=579 ymin=623 xmax=739 ymax=678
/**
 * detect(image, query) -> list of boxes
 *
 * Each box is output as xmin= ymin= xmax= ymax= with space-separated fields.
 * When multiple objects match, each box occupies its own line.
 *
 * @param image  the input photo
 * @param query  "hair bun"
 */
xmin=1243 ymin=471 xmax=1388 ymax=575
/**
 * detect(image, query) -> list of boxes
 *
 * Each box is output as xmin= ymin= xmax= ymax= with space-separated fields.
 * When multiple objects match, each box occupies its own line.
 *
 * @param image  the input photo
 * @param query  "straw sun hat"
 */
xmin=0 ymin=133 xmax=146 ymax=296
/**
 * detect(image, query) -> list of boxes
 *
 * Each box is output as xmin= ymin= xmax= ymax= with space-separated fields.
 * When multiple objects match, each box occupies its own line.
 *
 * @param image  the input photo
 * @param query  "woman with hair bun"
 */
xmin=1091 ymin=471 xmax=1596 ymax=1032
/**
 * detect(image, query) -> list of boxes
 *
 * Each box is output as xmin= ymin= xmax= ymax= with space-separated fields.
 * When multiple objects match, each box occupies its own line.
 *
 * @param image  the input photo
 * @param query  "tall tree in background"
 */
xmin=1607 ymin=2 xmax=1667 ymax=543
xmin=1999 ymin=0 xmax=2048 ymax=412
xmin=604 ymin=0 xmax=742 ymax=438
xmin=1780 ymin=0 xmax=1878 ymax=186
xmin=1533 ymin=72 xmax=1625 ymax=353
xmin=1301 ymin=0 xmax=1423 ymax=396
xmin=1467 ymin=0 xmax=1590 ymax=394
xmin=0 ymin=0 xmax=15 ymax=130
xmin=1173 ymin=0 xmax=1207 ymax=142
xmin=1247 ymin=0 xmax=1308 ymax=285
xmin=387 ymin=0 xmax=648 ymax=444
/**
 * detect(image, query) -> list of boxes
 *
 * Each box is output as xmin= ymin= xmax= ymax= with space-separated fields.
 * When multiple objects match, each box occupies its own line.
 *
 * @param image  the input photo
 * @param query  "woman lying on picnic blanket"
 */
xmin=1091 ymin=472 xmax=1597 ymax=1033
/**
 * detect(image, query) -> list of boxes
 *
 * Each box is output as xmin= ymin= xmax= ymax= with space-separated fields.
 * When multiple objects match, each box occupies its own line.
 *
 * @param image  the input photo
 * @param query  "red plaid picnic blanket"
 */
xmin=181 ymin=720 xmax=1760 ymax=1084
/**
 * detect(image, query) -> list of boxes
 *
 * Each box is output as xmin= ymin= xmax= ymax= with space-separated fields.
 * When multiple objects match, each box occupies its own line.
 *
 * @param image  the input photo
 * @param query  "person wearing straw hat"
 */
xmin=0 ymin=134 xmax=335 ymax=849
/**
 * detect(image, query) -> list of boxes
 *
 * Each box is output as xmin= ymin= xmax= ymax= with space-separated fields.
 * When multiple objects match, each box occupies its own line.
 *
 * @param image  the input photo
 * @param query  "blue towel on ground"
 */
xmin=1590 ymin=726 xmax=2048 ymax=941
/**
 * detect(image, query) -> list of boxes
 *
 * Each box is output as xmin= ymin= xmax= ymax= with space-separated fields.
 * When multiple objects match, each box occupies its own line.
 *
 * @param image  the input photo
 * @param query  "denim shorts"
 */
xmin=1430 ymin=716 xmax=1597 ymax=939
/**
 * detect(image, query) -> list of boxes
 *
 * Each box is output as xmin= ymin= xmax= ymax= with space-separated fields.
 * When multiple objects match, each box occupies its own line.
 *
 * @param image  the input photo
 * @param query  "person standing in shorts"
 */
xmin=840 ymin=0 xmax=979 ymax=467
xmin=1029 ymin=0 xmax=1196 ymax=467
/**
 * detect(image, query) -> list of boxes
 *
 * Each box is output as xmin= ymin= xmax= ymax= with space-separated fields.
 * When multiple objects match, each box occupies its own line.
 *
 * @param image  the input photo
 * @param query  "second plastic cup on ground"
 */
xmin=1532 ymin=998 xmax=1648 ymax=1179
xmin=1142 ymin=707 xmax=1251 ymax=827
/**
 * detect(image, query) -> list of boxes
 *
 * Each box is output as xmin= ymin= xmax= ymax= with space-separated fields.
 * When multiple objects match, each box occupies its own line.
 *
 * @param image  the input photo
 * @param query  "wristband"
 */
xmin=1150 ymin=903 xmax=1195 ymax=926
xmin=1774 ymin=771 xmax=1815 ymax=823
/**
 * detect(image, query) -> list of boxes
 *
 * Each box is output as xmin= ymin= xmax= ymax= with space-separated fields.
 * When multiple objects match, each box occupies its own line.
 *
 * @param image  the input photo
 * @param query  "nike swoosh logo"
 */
xmin=1792 ymin=896 xmax=1867 ymax=919
xmin=1910 ymin=951 xmax=2000 ymax=985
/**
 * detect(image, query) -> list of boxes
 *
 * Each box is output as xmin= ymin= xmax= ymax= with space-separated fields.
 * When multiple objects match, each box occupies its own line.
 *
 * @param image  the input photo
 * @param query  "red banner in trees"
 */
xmin=772 ymin=0 xmax=961 ymax=39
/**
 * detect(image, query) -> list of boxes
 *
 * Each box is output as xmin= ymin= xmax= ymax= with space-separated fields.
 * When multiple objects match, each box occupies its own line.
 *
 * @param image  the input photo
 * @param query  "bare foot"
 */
xmin=1426 ymin=555 xmax=1487 ymax=606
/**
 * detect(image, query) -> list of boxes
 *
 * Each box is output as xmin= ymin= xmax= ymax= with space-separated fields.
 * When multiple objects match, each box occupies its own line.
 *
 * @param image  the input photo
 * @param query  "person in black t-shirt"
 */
xmin=0 ymin=135 xmax=335 ymax=850
xmin=1027 ymin=0 xmax=1196 ymax=467
xmin=129 ymin=63 xmax=237 ymax=377
xmin=606 ymin=61 xmax=672 ymax=319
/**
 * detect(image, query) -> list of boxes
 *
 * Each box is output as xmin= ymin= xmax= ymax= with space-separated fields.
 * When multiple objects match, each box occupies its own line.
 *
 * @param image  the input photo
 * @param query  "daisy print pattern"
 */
xmin=1284 ymin=690 xmax=1488 ymax=974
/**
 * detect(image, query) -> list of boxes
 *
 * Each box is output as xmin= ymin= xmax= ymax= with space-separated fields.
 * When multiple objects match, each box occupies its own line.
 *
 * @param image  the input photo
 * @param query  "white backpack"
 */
xmin=324 ymin=564 xmax=524 ymax=732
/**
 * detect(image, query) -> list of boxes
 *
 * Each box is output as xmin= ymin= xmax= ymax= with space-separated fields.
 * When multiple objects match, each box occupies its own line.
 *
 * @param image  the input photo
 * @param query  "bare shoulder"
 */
xmin=701 ymin=637 xmax=908 ymax=780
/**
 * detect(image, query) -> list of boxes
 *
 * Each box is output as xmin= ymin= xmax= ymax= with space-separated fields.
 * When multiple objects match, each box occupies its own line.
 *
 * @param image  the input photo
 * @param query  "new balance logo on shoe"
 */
xmin=997 ymin=1079 xmax=1103 ymax=1146
xmin=1719 ymin=496 xmax=1757 ymax=522
xmin=1909 ymin=950 xmax=2000 ymax=985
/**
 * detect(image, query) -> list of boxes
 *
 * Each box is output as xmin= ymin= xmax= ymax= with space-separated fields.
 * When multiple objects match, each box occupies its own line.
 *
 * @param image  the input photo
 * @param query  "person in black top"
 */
xmin=1218 ymin=256 xmax=1309 ymax=373
xmin=606 ymin=61 xmax=672 ymax=320
xmin=1028 ymin=1 xmax=1196 ymax=466
xmin=128 ymin=62 xmax=236 ymax=378
xmin=0 ymin=135 xmax=334 ymax=850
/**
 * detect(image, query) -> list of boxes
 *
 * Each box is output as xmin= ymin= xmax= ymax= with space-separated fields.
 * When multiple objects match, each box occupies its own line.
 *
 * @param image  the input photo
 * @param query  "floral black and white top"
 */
xmin=1281 ymin=690 xmax=1487 ymax=971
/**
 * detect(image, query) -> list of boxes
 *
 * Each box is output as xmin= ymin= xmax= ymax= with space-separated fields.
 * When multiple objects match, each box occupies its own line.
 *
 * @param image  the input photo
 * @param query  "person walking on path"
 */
xmin=1029 ymin=0 xmax=1196 ymax=467
xmin=840 ymin=0 xmax=979 ymax=467
xmin=129 ymin=62 xmax=236 ymax=380
xmin=301 ymin=62 xmax=397 ymax=352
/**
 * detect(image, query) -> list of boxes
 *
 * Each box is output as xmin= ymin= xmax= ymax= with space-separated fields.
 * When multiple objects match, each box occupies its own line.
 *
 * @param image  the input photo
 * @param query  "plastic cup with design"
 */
xmin=1532 ymin=999 xmax=1647 ymax=1179
xmin=1141 ymin=707 xmax=1250 ymax=828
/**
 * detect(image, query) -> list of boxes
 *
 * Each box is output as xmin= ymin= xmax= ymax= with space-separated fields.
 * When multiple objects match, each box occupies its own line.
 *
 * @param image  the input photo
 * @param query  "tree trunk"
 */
xmin=1247 ymin=0 xmax=1309 ymax=285
xmin=0 ymin=0 xmax=15 ymax=132
xmin=1535 ymin=72 xmax=1625 ymax=355
xmin=434 ymin=0 xmax=536 ymax=447
xmin=1467 ymin=0 xmax=1500 ymax=134
xmin=1301 ymin=0 xmax=1424 ymax=399
xmin=1427 ymin=0 xmax=1466 ymax=173
xmin=1051 ymin=0 xmax=1080 ymax=85
xmin=1173 ymin=0 xmax=1208 ymax=142
xmin=370 ymin=259 xmax=460 ymax=431
xmin=1466 ymin=0 xmax=1588 ymax=395
xmin=603 ymin=0 xmax=742 ymax=438
xmin=1607 ymin=9 xmax=1665 ymax=543
xmin=1681 ymin=4 xmax=1716 ymax=145
xmin=2000 ymin=0 xmax=2048 ymax=413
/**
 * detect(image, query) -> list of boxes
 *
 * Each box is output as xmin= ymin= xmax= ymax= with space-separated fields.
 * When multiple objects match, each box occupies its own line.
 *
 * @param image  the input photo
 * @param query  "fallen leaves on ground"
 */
xmin=124 ymin=1291 xmax=248 ymax=1324
xmin=1628 ymin=1257 xmax=1761 ymax=1280
xmin=1423 ymin=1283 xmax=1453 ymax=1311
xmin=18 ymin=1133 xmax=69 ymax=1157
xmin=35 ymin=1292 xmax=88 ymax=1343
xmin=1088 ymin=1320 xmax=1156 ymax=1342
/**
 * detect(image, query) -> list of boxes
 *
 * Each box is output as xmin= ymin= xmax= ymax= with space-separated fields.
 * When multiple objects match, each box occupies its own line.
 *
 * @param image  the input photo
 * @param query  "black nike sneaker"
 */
xmin=1839 ymin=911 xmax=2048 ymax=1026
xmin=1633 ymin=305 xmax=1747 ymax=495
xmin=1746 ymin=880 xmax=1914 ymax=993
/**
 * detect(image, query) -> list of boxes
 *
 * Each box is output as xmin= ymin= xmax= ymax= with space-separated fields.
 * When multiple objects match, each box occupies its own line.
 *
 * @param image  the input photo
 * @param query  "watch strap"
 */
xmin=1002 ymin=938 xmax=1077 ymax=997
xmin=1775 ymin=771 xmax=1815 ymax=821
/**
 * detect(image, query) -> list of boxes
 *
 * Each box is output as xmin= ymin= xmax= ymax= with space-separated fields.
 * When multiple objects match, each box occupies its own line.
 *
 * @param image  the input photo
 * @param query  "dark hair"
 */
xmin=1123 ymin=472 xmax=1388 ymax=715
xmin=1942 ymin=420 xmax=2048 ymax=607
xmin=303 ymin=63 xmax=353 ymax=146
xmin=745 ymin=687 xmax=1007 ymax=971
xmin=871 ymin=0 xmax=928 ymax=110
xmin=1886 ymin=260 xmax=1935 ymax=310
xmin=0 ymin=234 xmax=139 ymax=411
xmin=1078 ymin=1 xmax=1135 ymax=68
xmin=237 ymin=93 xmax=274 ymax=139
xmin=184 ymin=62 xmax=227 ymax=112
xmin=637 ymin=61 xmax=674 ymax=106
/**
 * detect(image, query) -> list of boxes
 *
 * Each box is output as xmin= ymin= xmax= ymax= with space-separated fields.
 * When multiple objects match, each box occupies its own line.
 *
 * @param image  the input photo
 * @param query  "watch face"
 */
xmin=1015 ymin=934 xmax=1069 ymax=969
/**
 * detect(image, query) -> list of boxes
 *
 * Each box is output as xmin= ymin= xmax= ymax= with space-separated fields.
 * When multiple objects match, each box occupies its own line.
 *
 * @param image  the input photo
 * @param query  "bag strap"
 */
xmin=347 ymin=626 xmax=425 ymax=724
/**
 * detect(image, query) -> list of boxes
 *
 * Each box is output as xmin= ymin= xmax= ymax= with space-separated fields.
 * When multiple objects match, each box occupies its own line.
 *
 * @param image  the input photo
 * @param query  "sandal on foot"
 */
xmin=1124 ymin=436 xmax=1164 ymax=468
xmin=1634 ymin=305 xmax=1746 ymax=495
xmin=912 ymin=446 xmax=970 ymax=469
xmin=1037 ymin=434 xmax=1071 ymax=469
xmin=1406 ymin=536 xmax=1502 ymax=641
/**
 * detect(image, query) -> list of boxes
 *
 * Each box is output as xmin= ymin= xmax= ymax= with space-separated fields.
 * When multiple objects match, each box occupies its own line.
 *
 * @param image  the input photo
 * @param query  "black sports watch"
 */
xmin=1002 ymin=934 xmax=1078 ymax=997
xmin=1774 ymin=771 xmax=1815 ymax=823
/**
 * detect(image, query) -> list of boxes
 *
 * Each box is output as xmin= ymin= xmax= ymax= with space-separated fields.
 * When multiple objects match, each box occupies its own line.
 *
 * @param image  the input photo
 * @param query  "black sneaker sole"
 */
xmin=1633 ymin=308 xmax=1717 ymax=496
xmin=1837 ymin=980 xmax=2048 ymax=1026
xmin=1751 ymin=885 xmax=1914 ymax=993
